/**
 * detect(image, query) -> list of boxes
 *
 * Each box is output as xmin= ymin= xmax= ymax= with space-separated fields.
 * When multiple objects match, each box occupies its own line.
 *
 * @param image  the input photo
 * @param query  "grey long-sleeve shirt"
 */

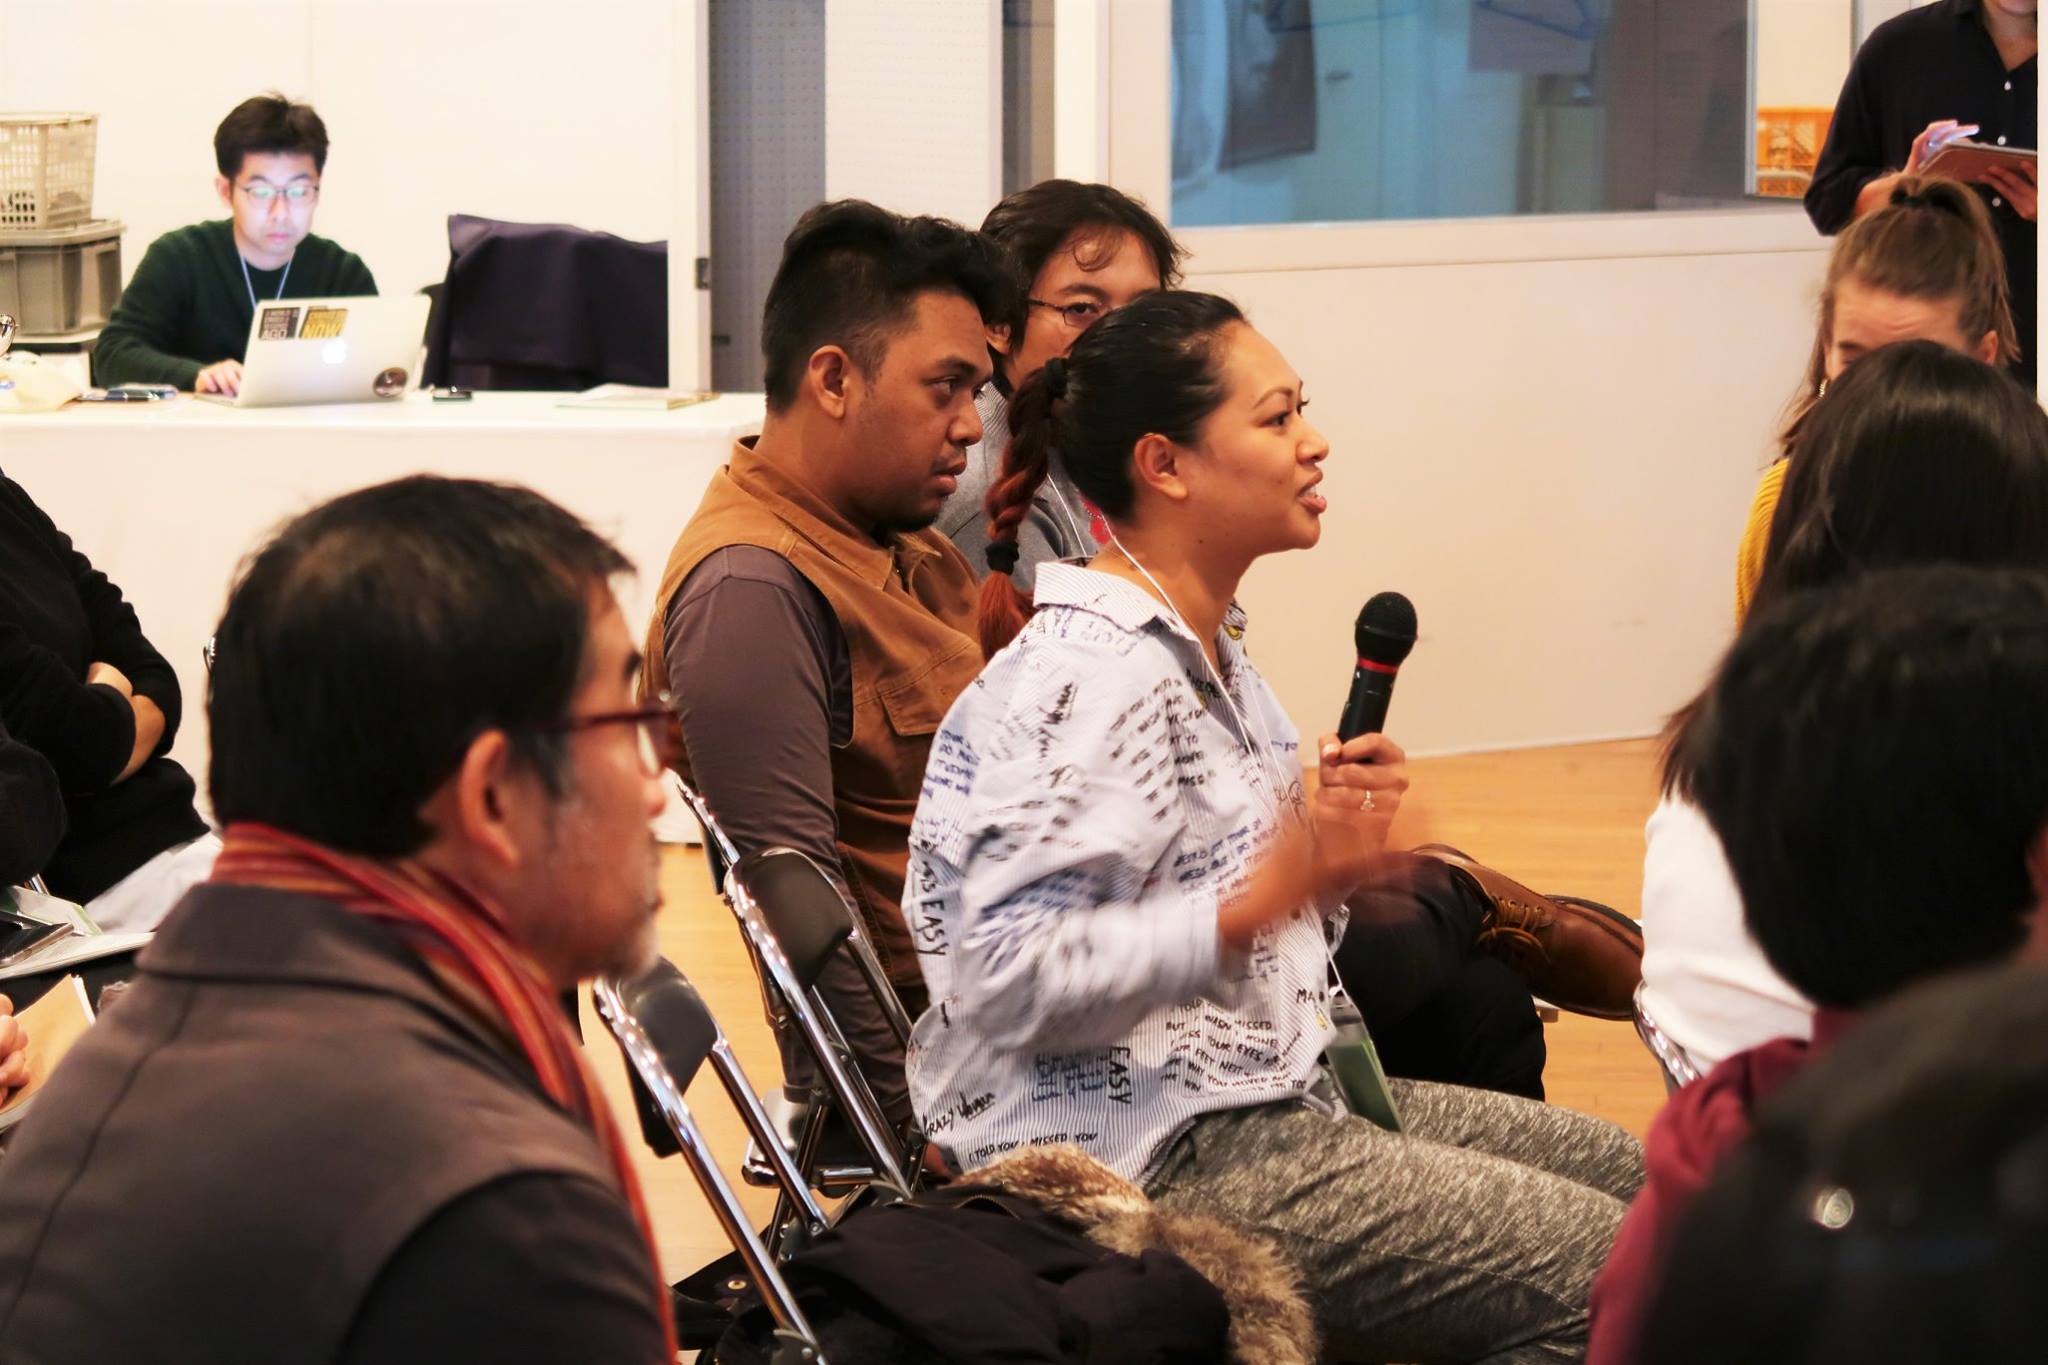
xmin=936 ymin=386 xmax=1100 ymax=591
xmin=661 ymin=545 xmax=852 ymax=878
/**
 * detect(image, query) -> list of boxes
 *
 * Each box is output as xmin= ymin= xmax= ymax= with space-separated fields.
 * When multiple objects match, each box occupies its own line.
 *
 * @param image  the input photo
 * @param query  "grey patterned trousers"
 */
xmin=1146 ymin=1080 xmax=1644 ymax=1364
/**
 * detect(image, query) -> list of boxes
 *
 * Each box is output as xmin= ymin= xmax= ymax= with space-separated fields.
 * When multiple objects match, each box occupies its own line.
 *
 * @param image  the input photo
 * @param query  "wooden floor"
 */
xmin=583 ymin=738 xmax=1671 ymax=1280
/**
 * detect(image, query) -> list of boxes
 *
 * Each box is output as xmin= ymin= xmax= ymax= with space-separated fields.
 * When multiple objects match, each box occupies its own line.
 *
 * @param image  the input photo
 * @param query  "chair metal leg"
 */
xmin=592 ymin=980 xmax=824 ymax=1354
xmin=706 ymin=1038 xmax=830 ymax=1239
xmin=1630 ymin=981 xmax=1702 ymax=1092
xmin=672 ymin=778 xmax=917 ymax=1192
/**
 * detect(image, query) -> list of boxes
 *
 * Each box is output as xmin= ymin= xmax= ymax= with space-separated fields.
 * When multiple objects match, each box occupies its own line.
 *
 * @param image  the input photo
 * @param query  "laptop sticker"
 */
xmin=299 ymin=307 xmax=349 ymax=340
xmin=258 ymin=306 xmax=300 ymax=341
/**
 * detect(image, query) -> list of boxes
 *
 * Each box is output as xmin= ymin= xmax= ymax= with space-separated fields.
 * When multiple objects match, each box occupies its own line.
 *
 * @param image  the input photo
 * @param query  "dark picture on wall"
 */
xmin=1221 ymin=0 xmax=1318 ymax=170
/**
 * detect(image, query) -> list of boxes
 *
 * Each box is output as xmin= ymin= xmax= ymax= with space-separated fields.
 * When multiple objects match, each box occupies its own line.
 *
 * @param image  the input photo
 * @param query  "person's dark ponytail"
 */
xmin=975 ymin=291 xmax=1248 ymax=659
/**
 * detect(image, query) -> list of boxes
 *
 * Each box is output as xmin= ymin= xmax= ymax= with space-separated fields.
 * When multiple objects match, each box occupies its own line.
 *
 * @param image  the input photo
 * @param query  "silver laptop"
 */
xmin=201 ymin=294 xmax=430 ymax=408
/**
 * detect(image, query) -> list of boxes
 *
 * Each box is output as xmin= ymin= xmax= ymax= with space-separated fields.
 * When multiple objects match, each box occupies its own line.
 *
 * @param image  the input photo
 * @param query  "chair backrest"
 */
xmin=734 ymin=849 xmax=854 ymax=993
xmin=617 ymin=958 xmax=721 ymax=1091
xmin=422 ymin=214 xmax=668 ymax=391
xmin=594 ymin=959 xmax=829 ymax=1353
xmin=665 ymin=779 xmax=917 ymax=1193
xmin=722 ymin=848 xmax=919 ymax=1193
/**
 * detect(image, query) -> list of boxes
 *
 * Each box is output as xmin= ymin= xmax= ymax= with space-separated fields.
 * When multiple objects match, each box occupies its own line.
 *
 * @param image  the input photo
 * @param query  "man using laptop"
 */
xmin=93 ymin=93 xmax=375 ymax=396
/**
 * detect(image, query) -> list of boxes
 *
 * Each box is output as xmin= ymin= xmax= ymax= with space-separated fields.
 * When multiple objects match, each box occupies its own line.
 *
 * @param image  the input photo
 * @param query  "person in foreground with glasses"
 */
xmin=93 ymin=92 xmax=375 ymax=396
xmin=0 ymin=476 xmax=675 ymax=1364
xmin=908 ymin=291 xmax=1645 ymax=1363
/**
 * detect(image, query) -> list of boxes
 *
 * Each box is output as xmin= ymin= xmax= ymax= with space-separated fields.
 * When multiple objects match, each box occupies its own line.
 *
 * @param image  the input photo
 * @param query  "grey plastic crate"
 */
xmin=0 ymin=219 xmax=122 ymax=336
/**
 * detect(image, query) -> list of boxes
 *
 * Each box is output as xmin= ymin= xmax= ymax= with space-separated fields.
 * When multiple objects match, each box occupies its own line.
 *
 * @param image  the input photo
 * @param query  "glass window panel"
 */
xmin=1171 ymin=0 xmax=1853 ymax=227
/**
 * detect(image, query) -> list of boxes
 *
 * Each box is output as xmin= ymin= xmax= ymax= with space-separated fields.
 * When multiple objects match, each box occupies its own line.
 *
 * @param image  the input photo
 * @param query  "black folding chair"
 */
xmin=669 ymin=780 xmax=922 ymax=1206
xmin=1631 ymin=981 xmax=1702 ymax=1094
xmin=592 ymin=958 xmax=827 ymax=1364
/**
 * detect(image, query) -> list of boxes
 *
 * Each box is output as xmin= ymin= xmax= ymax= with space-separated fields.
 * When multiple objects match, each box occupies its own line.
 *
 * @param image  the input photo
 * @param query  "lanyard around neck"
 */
xmin=240 ymin=251 xmax=294 ymax=313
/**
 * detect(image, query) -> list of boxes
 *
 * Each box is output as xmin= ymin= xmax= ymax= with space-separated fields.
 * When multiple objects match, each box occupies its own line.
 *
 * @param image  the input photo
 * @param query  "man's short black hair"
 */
xmin=979 ymin=178 xmax=1184 ymax=341
xmin=215 ymin=93 xmax=330 ymax=178
xmin=1644 ymin=962 xmax=2048 ymax=1363
xmin=208 ymin=477 xmax=630 ymax=856
xmin=759 ymin=199 xmax=1010 ymax=412
xmin=1684 ymin=565 xmax=2048 ymax=1010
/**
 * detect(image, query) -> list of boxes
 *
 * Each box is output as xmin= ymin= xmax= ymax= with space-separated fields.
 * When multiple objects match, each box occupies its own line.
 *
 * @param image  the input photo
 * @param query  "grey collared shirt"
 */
xmin=904 ymin=565 xmax=1345 ymax=1181
xmin=937 ymin=386 xmax=1099 ymax=590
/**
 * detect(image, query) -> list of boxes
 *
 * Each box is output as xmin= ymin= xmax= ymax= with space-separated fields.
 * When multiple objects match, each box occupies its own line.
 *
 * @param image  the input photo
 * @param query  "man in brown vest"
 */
xmin=647 ymin=200 xmax=1006 ymax=1122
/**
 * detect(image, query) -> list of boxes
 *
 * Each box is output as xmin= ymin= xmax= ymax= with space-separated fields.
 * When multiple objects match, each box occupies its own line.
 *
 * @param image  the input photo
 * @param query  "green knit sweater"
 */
xmin=92 ymin=220 xmax=376 ymax=388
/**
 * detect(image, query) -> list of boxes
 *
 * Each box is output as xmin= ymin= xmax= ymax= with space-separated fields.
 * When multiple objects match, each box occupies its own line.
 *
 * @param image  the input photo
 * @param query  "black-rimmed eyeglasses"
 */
xmin=1027 ymin=297 xmax=1108 ymax=330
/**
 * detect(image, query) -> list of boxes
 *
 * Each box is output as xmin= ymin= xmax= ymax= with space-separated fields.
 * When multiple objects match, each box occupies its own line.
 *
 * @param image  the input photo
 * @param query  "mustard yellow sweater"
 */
xmin=1733 ymin=459 xmax=1788 ymax=619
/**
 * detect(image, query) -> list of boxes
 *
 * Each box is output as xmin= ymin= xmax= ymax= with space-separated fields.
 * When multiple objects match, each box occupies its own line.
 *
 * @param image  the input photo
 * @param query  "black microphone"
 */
xmin=1337 ymin=592 xmax=1417 ymax=741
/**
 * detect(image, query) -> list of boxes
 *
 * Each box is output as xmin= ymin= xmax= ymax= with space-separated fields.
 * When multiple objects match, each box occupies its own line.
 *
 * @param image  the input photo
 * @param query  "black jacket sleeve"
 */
xmin=0 ymin=618 xmax=135 ymax=797
xmin=0 ymin=718 xmax=66 ymax=885
xmin=1806 ymin=40 xmax=1897 ymax=235
xmin=0 ymin=476 xmax=178 ymax=793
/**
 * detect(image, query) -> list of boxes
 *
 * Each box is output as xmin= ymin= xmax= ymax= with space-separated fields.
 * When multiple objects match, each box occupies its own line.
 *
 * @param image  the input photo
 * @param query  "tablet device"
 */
xmin=1919 ymin=139 xmax=2037 ymax=185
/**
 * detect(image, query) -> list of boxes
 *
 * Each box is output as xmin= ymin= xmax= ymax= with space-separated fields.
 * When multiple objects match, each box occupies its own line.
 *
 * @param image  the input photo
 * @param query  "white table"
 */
xmin=3 ymin=390 xmax=766 ymax=809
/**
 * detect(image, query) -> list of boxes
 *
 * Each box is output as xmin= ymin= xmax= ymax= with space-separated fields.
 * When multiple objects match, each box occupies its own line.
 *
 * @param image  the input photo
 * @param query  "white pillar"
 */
xmin=1052 ymin=0 xmax=1111 ymax=183
xmin=823 ymin=0 xmax=1003 ymax=225
xmin=670 ymin=0 xmax=711 ymax=391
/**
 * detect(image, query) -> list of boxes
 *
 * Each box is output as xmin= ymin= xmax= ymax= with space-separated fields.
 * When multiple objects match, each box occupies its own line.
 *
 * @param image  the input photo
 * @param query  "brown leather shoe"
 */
xmin=1413 ymin=843 xmax=1644 ymax=1021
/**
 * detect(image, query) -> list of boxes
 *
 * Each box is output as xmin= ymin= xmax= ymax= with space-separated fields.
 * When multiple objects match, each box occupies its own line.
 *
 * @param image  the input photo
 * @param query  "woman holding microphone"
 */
xmin=904 ymin=291 xmax=1642 ymax=1362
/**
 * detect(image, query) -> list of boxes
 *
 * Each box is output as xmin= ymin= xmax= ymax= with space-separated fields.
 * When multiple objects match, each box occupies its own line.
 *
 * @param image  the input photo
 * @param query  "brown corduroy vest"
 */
xmin=643 ymin=440 xmax=982 ymax=988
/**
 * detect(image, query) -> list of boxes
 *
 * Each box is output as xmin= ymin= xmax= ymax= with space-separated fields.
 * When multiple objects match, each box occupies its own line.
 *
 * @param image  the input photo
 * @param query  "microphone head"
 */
xmin=1354 ymin=592 xmax=1418 ymax=668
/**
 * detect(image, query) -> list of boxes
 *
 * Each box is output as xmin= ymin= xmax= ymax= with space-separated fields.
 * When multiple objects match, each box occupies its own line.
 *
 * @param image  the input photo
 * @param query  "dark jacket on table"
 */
xmin=0 ymin=472 xmax=206 ymax=901
xmin=0 ymin=882 xmax=668 ymax=1365
xmin=0 ymin=716 xmax=65 ymax=885
xmin=92 ymin=220 xmax=376 ymax=390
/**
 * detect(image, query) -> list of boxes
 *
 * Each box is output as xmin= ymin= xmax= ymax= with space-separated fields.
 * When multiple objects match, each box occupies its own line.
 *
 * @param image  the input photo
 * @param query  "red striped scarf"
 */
xmin=210 ymin=822 xmax=676 ymax=1360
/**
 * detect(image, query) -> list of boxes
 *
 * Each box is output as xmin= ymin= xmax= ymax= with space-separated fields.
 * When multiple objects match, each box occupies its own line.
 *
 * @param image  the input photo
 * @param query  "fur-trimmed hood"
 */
xmin=966 ymin=1144 xmax=1317 ymax=1365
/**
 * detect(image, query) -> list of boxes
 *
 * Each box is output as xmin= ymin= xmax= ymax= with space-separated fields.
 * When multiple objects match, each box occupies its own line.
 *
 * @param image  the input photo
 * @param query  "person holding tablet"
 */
xmin=92 ymin=94 xmax=375 ymax=396
xmin=1806 ymin=0 xmax=2036 ymax=379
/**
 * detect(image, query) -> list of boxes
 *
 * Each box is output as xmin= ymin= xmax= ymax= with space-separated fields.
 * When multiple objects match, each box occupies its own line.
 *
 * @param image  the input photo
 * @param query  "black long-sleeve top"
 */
xmin=0 ymin=473 xmax=205 ymax=901
xmin=1806 ymin=0 xmax=2038 ymax=380
xmin=0 ymin=717 xmax=65 ymax=886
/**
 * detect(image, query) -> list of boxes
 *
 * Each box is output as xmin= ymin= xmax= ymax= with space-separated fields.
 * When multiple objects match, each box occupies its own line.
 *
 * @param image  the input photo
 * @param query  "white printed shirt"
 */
xmin=904 ymin=564 xmax=1343 ymax=1182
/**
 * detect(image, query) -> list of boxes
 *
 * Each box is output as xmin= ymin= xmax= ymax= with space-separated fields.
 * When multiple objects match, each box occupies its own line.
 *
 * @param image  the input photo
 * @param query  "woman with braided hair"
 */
xmin=968 ymin=290 xmax=1647 ymax=1105
xmin=904 ymin=290 xmax=1644 ymax=1362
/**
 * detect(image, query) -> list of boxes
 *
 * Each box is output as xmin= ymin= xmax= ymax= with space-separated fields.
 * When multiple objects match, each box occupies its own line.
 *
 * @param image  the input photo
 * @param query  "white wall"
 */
xmin=1203 ymin=246 xmax=1822 ymax=756
xmin=0 ymin=0 xmax=678 ymax=297
xmin=823 ymin=0 xmax=1002 ymax=225
xmin=1758 ymin=0 xmax=1854 ymax=108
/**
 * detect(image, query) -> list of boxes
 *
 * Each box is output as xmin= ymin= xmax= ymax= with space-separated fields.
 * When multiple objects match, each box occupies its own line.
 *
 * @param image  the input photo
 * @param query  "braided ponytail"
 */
xmin=977 ymin=358 xmax=1065 ymax=658
xmin=976 ymin=291 xmax=1248 ymax=659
